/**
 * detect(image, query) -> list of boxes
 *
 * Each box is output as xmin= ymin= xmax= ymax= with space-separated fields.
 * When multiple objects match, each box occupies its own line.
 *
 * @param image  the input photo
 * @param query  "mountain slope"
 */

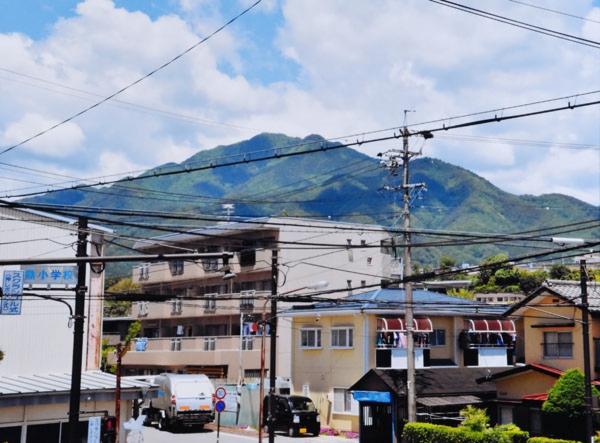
xmin=25 ymin=133 xmax=599 ymax=275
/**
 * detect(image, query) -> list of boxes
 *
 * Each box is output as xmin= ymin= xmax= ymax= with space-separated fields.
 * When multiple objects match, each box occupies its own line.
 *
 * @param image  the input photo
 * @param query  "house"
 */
xmin=0 ymin=206 xmax=153 ymax=443
xmin=478 ymin=279 xmax=600 ymax=436
xmin=283 ymin=287 xmax=516 ymax=434
xmin=122 ymin=217 xmax=395 ymax=381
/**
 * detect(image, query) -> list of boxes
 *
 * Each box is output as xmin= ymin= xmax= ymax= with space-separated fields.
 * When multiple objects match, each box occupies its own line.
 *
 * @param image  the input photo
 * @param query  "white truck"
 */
xmin=143 ymin=373 xmax=216 ymax=431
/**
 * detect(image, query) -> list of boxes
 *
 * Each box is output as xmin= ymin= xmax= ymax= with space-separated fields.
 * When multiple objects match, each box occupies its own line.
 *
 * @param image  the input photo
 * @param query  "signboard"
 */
xmin=215 ymin=386 xmax=227 ymax=399
xmin=1 ymin=270 xmax=24 ymax=315
xmin=87 ymin=416 xmax=101 ymax=443
xmin=22 ymin=265 xmax=78 ymax=286
xmin=215 ymin=400 xmax=226 ymax=413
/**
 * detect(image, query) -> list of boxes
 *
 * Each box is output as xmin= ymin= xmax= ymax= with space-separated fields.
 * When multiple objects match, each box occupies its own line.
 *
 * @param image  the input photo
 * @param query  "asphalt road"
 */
xmin=136 ymin=424 xmax=354 ymax=443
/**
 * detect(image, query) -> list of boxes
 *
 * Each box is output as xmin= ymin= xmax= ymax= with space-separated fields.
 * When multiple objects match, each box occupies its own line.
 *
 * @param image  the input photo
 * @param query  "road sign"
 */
xmin=1 ymin=270 xmax=24 ymax=315
xmin=22 ymin=265 xmax=78 ymax=285
xmin=215 ymin=400 xmax=226 ymax=413
xmin=215 ymin=386 xmax=227 ymax=400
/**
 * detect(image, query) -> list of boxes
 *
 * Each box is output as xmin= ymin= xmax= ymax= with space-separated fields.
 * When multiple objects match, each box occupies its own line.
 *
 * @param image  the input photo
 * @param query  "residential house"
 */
xmin=122 ymin=217 xmax=395 ymax=382
xmin=479 ymin=279 xmax=600 ymax=436
xmin=0 ymin=207 xmax=153 ymax=443
xmin=283 ymin=287 xmax=516 ymax=434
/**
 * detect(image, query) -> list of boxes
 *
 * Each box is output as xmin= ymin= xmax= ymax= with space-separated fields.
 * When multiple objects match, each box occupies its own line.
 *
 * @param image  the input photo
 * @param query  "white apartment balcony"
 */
xmin=122 ymin=335 xmax=271 ymax=372
xmin=132 ymin=248 xmax=273 ymax=285
xmin=132 ymin=291 xmax=270 ymax=320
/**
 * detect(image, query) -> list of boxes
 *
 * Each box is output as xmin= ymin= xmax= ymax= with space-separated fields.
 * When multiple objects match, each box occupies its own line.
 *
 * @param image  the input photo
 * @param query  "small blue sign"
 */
xmin=22 ymin=265 xmax=78 ymax=285
xmin=1 ymin=270 xmax=24 ymax=315
xmin=215 ymin=400 xmax=226 ymax=413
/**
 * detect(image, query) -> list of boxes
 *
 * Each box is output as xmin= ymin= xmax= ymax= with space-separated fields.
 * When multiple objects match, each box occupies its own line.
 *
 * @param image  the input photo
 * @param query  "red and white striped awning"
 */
xmin=464 ymin=319 xmax=515 ymax=333
xmin=377 ymin=317 xmax=433 ymax=333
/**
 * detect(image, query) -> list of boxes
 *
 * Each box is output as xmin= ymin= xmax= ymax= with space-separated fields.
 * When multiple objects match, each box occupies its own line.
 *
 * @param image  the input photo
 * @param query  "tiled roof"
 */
xmin=350 ymin=367 xmax=502 ymax=397
xmin=505 ymin=279 xmax=600 ymax=316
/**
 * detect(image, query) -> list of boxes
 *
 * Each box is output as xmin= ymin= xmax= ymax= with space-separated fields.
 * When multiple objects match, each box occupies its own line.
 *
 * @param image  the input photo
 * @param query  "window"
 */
xmin=202 ymin=258 xmax=219 ymax=272
xmin=203 ymin=337 xmax=216 ymax=351
xmin=331 ymin=327 xmax=354 ymax=349
xmin=333 ymin=387 xmax=357 ymax=414
xmin=242 ymin=337 xmax=254 ymax=351
xmin=169 ymin=260 xmax=184 ymax=275
xmin=300 ymin=328 xmax=322 ymax=349
xmin=429 ymin=329 xmax=446 ymax=347
xmin=543 ymin=331 xmax=573 ymax=358
xmin=170 ymin=299 xmax=183 ymax=314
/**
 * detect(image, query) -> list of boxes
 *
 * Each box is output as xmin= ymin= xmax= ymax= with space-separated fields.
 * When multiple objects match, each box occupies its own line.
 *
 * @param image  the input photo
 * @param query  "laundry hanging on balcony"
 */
xmin=376 ymin=317 xmax=433 ymax=348
xmin=460 ymin=319 xmax=516 ymax=349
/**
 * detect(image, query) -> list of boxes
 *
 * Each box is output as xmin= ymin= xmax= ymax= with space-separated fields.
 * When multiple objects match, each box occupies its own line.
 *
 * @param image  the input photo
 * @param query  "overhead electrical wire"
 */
xmin=0 ymin=0 xmax=264 ymax=157
xmin=2 ymin=96 xmax=598 ymax=200
xmin=506 ymin=0 xmax=600 ymax=24
xmin=429 ymin=0 xmax=600 ymax=49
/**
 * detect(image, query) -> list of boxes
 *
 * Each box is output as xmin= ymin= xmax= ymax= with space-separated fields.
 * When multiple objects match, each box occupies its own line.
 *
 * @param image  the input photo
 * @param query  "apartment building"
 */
xmin=123 ymin=217 xmax=395 ymax=382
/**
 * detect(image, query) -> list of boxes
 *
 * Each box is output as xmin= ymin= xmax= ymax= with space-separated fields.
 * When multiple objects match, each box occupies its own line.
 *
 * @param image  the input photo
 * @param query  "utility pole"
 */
xmin=115 ymin=342 xmax=122 ymax=443
xmin=400 ymin=128 xmax=417 ymax=423
xmin=380 ymin=123 xmax=429 ymax=423
xmin=268 ymin=249 xmax=278 ymax=443
xmin=580 ymin=260 xmax=593 ymax=443
xmin=68 ymin=217 xmax=88 ymax=443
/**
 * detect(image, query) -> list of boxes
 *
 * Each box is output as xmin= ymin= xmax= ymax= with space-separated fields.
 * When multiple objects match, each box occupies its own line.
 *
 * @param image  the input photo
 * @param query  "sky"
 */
xmin=0 ymin=0 xmax=598 ymax=208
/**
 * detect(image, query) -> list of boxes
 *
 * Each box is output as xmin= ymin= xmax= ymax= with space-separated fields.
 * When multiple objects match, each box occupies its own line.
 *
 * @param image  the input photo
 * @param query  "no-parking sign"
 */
xmin=215 ymin=386 xmax=227 ymax=399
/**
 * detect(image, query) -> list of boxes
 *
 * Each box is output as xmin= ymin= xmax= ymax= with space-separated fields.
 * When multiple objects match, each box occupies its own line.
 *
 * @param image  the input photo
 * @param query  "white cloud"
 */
xmin=0 ymin=0 xmax=597 ymax=206
xmin=1 ymin=113 xmax=84 ymax=157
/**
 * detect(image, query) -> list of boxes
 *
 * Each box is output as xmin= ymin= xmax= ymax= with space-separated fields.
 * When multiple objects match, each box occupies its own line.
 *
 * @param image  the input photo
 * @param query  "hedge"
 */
xmin=403 ymin=423 xmax=529 ymax=443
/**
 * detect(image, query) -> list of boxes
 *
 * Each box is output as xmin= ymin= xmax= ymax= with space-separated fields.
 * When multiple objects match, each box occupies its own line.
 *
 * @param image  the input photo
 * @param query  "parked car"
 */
xmin=263 ymin=394 xmax=320 ymax=437
xmin=143 ymin=373 xmax=215 ymax=431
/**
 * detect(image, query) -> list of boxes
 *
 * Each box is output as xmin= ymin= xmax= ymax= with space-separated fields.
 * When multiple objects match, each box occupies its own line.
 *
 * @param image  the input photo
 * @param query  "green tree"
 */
xmin=104 ymin=278 xmax=141 ymax=317
xmin=550 ymin=264 xmax=574 ymax=280
xmin=518 ymin=269 xmax=548 ymax=294
xmin=448 ymin=288 xmax=475 ymax=300
xmin=542 ymin=368 xmax=599 ymax=440
xmin=459 ymin=405 xmax=489 ymax=432
xmin=476 ymin=254 xmax=509 ymax=286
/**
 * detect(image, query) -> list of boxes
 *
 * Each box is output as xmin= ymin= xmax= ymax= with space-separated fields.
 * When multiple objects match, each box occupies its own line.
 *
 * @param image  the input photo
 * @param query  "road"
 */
xmin=135 ymin=424 xmax=353 ymax=443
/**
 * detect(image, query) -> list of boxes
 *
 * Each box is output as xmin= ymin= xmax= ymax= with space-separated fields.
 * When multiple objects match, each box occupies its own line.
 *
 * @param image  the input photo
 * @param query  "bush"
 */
xmin=527 ymin=438 xmax=579 ymax=443
xmin=402 ymin=422 xmax=528 ymax=443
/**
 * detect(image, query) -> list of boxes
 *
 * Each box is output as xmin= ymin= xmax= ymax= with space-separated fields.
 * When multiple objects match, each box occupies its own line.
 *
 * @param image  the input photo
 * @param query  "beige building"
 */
xmin=481 ymin=279 xmax=600 ymax=436
xmin=123 ymin=217 xmax=395 ymax=382
xmin=284 ymin=287 xmax=514 ymax=433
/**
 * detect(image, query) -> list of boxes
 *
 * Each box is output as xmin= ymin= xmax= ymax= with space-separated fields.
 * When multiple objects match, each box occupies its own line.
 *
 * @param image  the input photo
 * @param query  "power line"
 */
xmin=429 ymin=0 xmax=600 ymax=49
xmin=3 ymin=98 xmax=599 ymax=200
xmin=506 ymin=0 xmax=600 ymax=24
xmin=0 ymin=0 xmax=264 ymax=157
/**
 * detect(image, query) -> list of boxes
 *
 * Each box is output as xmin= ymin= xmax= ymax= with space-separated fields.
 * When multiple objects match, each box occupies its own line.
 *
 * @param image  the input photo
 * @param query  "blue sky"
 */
xmin=0 ymin=0 xmax=598 ymax=207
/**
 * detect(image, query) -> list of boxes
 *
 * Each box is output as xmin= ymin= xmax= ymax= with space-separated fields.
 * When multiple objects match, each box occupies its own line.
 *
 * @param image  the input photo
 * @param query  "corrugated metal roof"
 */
xmin=0 ymin=371 xmax=155 ymax=397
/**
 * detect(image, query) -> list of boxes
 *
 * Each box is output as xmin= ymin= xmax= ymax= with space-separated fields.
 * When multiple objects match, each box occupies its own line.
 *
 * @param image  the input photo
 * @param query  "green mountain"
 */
xmin=25 ymin=133 xmax=599 ymax=276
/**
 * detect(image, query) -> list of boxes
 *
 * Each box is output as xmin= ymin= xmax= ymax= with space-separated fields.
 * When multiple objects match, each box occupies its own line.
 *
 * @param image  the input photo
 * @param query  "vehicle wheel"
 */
xmin=288 ymin=427 xmax=297 ymax=437
xmin=311 ymin=427 xmax=320 ymax=437
xmin=158 ymin=417 xmax=168 ymax=431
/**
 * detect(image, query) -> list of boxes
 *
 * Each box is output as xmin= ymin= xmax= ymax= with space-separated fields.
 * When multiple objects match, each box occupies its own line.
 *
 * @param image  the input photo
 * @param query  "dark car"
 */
xmin=263 ymin=394 xmax=320 ymax=437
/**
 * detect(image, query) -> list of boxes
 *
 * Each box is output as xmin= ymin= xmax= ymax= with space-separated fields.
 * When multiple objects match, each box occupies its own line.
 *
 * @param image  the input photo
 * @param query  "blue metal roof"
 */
xmin=287 ymin=288 xmax=507 ymax=317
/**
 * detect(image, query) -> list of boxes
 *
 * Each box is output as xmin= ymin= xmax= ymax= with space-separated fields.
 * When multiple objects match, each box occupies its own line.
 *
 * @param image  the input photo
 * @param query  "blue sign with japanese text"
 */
xmin=1 ymin=270 xmax=24 ymax=315
xmin=88 ymin=416 xmax=101 ymax=443
xmin=22 ymin=265 xmax=78 ymax=285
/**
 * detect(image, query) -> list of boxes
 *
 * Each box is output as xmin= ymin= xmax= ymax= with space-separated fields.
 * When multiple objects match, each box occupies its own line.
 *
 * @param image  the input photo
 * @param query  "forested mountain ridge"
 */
xmin=25 ymin=133 xmax=599 ymax=274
